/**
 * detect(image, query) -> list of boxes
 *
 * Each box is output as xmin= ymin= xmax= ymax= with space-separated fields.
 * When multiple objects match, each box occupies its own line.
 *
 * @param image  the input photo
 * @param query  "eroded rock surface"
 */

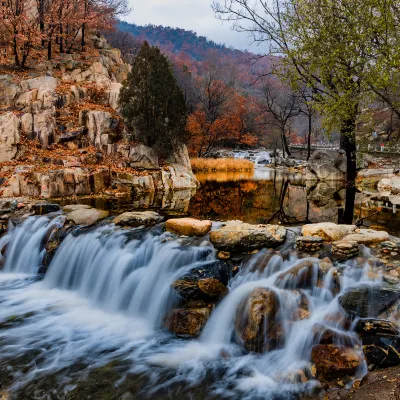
xmin=166 ymin=218 xmax=212 ymax=237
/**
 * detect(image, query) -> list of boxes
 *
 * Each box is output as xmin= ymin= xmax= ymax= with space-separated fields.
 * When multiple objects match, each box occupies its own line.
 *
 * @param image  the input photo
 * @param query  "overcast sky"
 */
xmin=123 ymin=0 xmax=255 ymax=51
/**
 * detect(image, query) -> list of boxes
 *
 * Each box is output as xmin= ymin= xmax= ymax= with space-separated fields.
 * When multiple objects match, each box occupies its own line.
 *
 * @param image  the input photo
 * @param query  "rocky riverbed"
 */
xmin=0 ymin=203 xmax=398 ymax=399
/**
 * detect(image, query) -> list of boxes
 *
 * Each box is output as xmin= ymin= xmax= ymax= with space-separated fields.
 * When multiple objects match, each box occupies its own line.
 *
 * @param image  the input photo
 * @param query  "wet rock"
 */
xmin=318 ymin=257 xmax=334 ymax=274
xmin=113 ymin=211 xmax=163 ymax=227
xmin=172 ymin=261 xmax=230 ymax=301
xmin=339 ymin=284 xmax=400 ymax=318
xmin=355 ymin=318 xmax=399 ymax=337
xmin=63 ymin=204 xmax=92 ymax=213
xmin=302 ymin=222 xmax=356 ymax=242
xmin=167 ymin=307 xmax=211 ymax=336
xmin=33 ymin=203 xmax=60 ymax=215
xmin=166 ymin=218 xmax=212 ymax=237
xmin=296 ymin=235 xmax=324 ymax=253
xmin=312 ymin=324 xmax=356 ymax=346
xmin=209 ymin=221 xmax=286 ymax=252
xmin=342 ymin=229 xmax=390 ymax=246
xmin=311 ymin=344 xmax=363 ymax=379
xmin=66 ymin=208 xmax=109 ymax=226
xmin=306 ymin=150 xmax=347 ymax=181
xmin=331 ymin=240 xmax=360 ymax=260
xmin=217 ymin=251 xmax=231 ymax=260
xmin=235 ymin=287 xmax=282 ymax=352
xmin=379 ymin=241 xmax=400 ymax=260
xmin=275 ymin=260 xmax=323 ymax=290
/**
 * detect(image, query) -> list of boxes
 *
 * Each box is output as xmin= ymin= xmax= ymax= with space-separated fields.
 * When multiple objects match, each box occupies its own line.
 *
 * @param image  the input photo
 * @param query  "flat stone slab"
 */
xmin=166 ymin=218 xmax=212 ymax=237
xmin=113 ymin=211 xmax=163 ymax=227
xmin=209 ymin=221 xmax=286 ymax=252
xmin=63 ymin=204 xmax=92 ymax=213
xmin=343 ymin=229 xmax=390 ymax=245
xmin=66 ymin=208 xmax=109 ymax=226
xmin=302 ymin=222 xmax=356 ymax=242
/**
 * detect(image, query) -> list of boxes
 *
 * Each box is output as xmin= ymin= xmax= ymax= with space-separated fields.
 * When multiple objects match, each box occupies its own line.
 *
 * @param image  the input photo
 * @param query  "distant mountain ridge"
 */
xmin=118 ymin=21 xmax=250 ymax=61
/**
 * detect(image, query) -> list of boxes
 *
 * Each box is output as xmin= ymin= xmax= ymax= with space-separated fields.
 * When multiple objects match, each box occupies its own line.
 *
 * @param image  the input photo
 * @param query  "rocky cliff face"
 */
xmin=0 ymin=37 xmax=197 ymax=202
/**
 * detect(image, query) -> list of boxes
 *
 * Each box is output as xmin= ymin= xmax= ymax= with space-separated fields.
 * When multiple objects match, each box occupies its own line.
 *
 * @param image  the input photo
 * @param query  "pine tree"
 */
xmin=119 ymin=41 xmax=188 ymax=156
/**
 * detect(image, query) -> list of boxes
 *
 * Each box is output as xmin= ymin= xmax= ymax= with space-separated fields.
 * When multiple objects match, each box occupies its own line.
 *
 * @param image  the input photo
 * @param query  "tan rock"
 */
xmin=0 ymin=112 xmax=20 ymax=162
xmin=302 ymin=222 xmax=357 ymax=242
xmin=113 ymin=211 xmax=163 ymax=227
xmin=66 ymin=208 xmax=109 ymax=226
xmin=210 ymin=221 xmax=286 ymax=252
xmin=343 ymin=229 xmax=390 ymax=245
xmin=63 ymin=204 xmax=92 ymax=213
xmin=167 ymin=307 xmax=211 ymax=336
xmin=166 ymin=218 xmax=212 ymax=237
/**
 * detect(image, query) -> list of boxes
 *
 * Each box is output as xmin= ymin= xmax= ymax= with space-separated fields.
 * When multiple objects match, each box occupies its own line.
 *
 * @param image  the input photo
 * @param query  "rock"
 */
xmin=306 ymin=150 xmax=347 ymax=181
xmin=172 ymin=260 xmax=230 ymax=301
xmin=113 ymin=211 xmax=163 ymax=227
xmin=33 ymin=203 xmax=60 ymax=215
xmin=342 ymin=229 xmax=390 ymax=245
xmin=0 ymin=75 xmax=20 ymax=106
xmin=339 ymin=284 xmax=400 ymax=317
xmin=331 ymin=240 xmax=360 ymax=260
xmin=108 ymin=82 xmax=122 ymax=110
xmin=32 ymin=108 xmax=57 ymax=148
xmin=217 ymin=251 xmax=231 ymax=260
xmin=312 ymin=324 xmax=355 ymax=346
xmin=167 ymin=307 xmax=211 ymax=336
xmin=355 ymin=319 xmax=400 ymax=369
xmin=235 ymin=287 xmax=281 ymax=352
xmin=20 ymin=76 xmax=58 ymax=100
xmin=275 ymin=260 xmax=323 ymax=290
xmin=63 ymin=204 xmax=92 ymax=213
xmin=80 ymin=110 xmax=115 ymax=149
xmin=302 ymin=222 xmax=356 ymax=242
xmin=296 ymin=235 xmax=324 ymax=253
xmin=166 ymin=218 xmax=212 ymax=237
xmin=66 ymin=208 xmax=109 ymax=226
xmin=311 ymin=345 xmax=363 ymax=379
xmin=377 ymin=176 xmax=400 ymax=195
xmin=0 ymin=112 xmax=20 ymax=162
xmin=209 ymin=221 xmax=286 ymax=252
xmin=128 ymin=144 xmax=159 ymax=169
xmin=318 ymin=257 xmax=334 ymax=273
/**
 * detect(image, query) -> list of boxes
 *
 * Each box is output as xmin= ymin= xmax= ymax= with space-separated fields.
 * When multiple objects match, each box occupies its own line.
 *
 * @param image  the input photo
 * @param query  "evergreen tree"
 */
xmin=119 ymin=41 xmax=188 ymax=155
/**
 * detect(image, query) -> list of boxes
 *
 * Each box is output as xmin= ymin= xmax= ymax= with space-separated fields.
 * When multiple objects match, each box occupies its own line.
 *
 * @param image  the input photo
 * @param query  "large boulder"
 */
xmin=167 ymin=307 xmax=211 ymax=337
xmin=339 ymin=284 xmax=400 ymax=318
xmin=0 ymin=75 xmax=20 ymax=106
xmin=0 ymin=112 xmax=20 ymax=162
xmin=172 ymin=261 xmax=230 ymax=301
xmin=66 ymin=208 xmax=109 ymax=226
xmin=209 ymin=221 xmax=286 ymax=252
xmin=275 ymin=260 xmax=324 ymax=290
xmin=311 ymin=345 xmax=363 ymax=379
xmin=166 ymin=218 xmax=212 ymax=237
xmin=235 ymin=287 xmax=281 ymax=352
xmin=302 ymin=222 xmax=356 ymax=242
xmin=113 ymin=211 xmax=163 ymax=227
xmin=342 ymin=229 xmax=390 ymax=245
xmin=20 ymin=76 xmax=58 ymax=100
xmin=306 ymin=150 xmax=347 ymax=181
xmin=32 ymin=108 xmax=57 ymax=148
xmin=108 ymin=82 xmax=122 ymax=110
xmin=128 ymin=144 xmax=159 ymax=169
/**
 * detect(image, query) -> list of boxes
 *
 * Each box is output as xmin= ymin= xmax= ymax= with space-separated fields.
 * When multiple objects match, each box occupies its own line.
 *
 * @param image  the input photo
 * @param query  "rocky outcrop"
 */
xmin=295 ymin=235 xmax=324 ymax=253
xmin=0 ymin=112 xmax=20 ymax=162
xmin=331 ymin=240 xmax=360 ymax=260
xmin=209 ymin=221 xmax=286 ymax=252
xmin=339 ymin=284 xmax=400 ymax=318
xmin=165 ymin=218 xmax=212 ymax=237
xmin=302 ymin=222 xmax=357 ymax=242
xmin=306 ymin=150 xmax=347 ymax=181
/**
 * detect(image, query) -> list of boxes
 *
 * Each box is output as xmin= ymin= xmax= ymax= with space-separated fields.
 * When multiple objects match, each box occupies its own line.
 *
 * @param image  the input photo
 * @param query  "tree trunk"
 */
xmin=339 ymin=114 xmax=357 ymax=183
xmin=13 ymin=34 xmax=20 ymax=67
xmin=48 ymin=37 xmax=52 ymax=60
xmin=339 ymin=186 xmax=356 ymax=225
xmin=81 ymin=23 xmax=85 ymax=52
xmin=281 ymin=128 xmax=291 ymax=157
xmin=60 ymin=25 xmax=64 ymax=53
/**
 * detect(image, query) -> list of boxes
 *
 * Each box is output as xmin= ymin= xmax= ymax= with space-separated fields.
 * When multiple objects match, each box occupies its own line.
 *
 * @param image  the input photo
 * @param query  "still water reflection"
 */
xmin=189 ymin=168 xmax=400 ymax=236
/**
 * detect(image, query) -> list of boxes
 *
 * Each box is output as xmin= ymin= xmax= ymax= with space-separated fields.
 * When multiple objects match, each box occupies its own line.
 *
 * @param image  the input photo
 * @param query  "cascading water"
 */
xmin=0 ymin=216 xmax=390 ymax=398
xmin=0 ymin=215 xmax=65 ymax=275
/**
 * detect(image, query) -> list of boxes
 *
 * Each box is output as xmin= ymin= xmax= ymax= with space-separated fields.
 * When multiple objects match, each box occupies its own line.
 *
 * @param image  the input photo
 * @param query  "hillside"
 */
xmin=117 ymin=21 xmax=251 ymax=61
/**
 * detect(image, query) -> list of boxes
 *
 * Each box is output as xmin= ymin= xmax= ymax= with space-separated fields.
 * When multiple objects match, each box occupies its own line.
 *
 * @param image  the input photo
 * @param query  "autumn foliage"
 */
xmin=191 ymin=158 xmax=254 ymax=172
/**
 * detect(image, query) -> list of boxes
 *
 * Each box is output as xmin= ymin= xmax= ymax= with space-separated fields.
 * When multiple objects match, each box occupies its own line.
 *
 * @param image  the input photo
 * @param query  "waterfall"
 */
xmin=44 ymin=226 xmax=215 ymax=329
xmin=0 ymin=215 xmax=65 ymax=275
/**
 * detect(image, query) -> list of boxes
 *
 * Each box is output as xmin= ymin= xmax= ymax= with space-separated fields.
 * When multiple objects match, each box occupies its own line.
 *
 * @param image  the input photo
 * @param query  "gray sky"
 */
xmin=124 ymin=0 xmax=255 ymax=51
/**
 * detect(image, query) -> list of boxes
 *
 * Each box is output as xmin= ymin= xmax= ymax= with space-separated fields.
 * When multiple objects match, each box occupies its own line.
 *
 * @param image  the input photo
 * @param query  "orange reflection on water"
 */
xmin=195 ymin=171 xmax=256 ymax=183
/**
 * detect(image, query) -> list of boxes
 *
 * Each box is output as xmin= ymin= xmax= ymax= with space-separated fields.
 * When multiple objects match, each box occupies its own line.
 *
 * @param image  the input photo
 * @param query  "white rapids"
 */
xmin=0 ymin=215 xmax=385 ymax=398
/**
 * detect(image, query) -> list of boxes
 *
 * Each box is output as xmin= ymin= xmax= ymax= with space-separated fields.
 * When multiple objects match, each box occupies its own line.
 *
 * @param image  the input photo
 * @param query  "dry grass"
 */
xmin=191 ymin=158 xmax=254 ymax=172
